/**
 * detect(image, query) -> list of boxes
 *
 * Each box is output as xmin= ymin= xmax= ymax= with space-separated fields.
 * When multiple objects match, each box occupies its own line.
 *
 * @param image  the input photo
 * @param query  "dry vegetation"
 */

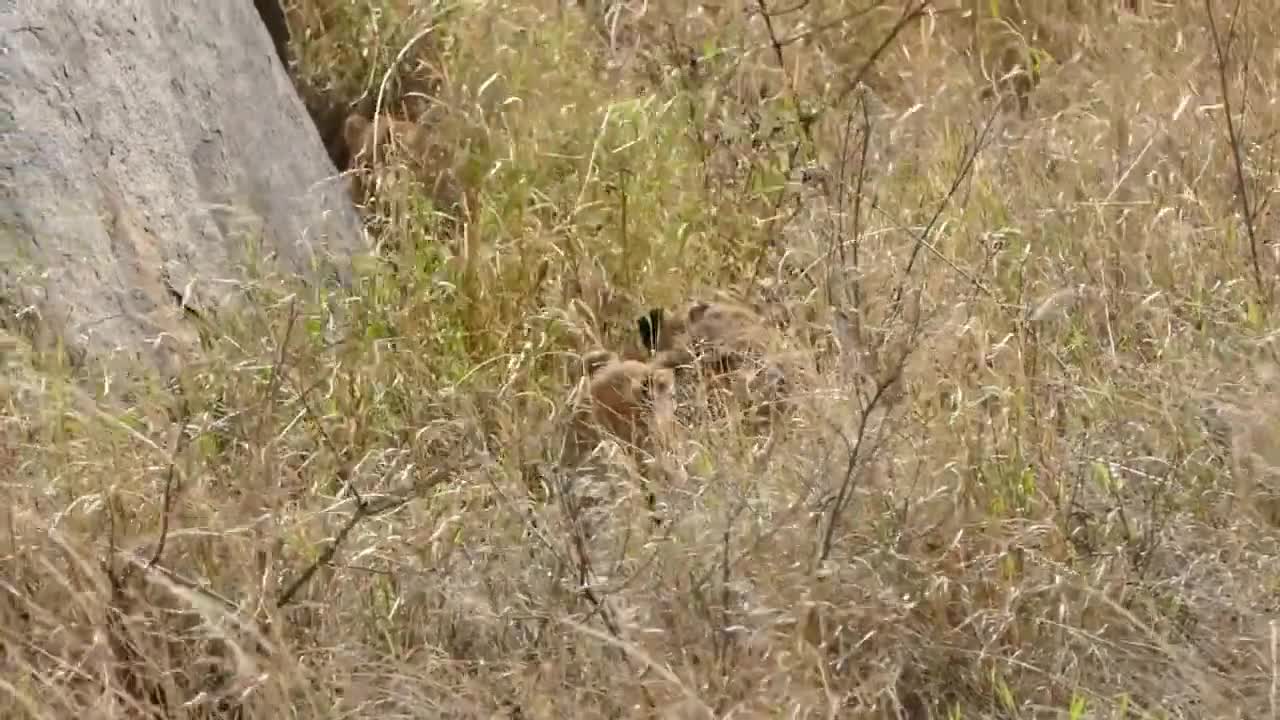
xmin=5 ymin=0 xmax=1280 ymax=717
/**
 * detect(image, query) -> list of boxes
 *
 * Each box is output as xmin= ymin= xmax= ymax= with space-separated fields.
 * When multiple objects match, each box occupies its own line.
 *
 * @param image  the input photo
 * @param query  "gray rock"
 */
xmin=0 ymin=0 xmax=366 ymax=375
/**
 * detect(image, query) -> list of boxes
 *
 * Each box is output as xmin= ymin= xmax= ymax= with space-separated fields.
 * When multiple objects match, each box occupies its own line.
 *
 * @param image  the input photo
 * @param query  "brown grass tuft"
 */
xmin=5 ymin=0 xmax=1280 ymax=717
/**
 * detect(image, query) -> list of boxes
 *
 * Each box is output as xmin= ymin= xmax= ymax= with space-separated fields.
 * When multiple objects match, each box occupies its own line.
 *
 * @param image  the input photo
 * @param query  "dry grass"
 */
xmin=4 ymin=0 xmax=1280 ymax=717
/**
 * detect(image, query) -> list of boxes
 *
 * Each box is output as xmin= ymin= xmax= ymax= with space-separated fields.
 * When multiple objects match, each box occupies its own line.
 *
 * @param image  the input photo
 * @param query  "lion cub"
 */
xmin=342 ymin=113 xmax=428 ymax=168
xmin=564 ymin=349 xmax=676 ymax=464
xmin=341 ymin=111 xmax=464 ymax=214
xmin=341 ymin=112 xmax=428 ymax=199
xmin=636 ymin=300 xmax=796 ymax=429
xmin=557 ymin=349 xmax=678 ymax=528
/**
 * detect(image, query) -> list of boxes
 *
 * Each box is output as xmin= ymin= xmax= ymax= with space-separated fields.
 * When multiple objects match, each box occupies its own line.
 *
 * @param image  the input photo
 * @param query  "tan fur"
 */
xmin=343 ymin=113 xmax=428 ymax=168
xmin=558 ymin=350 xmax=678 ymax=527
xmin=341 ymin=110 xmax=470 ymax=220
xmin=639 ymin=300 xmax=801 ymax=430
xmin=565 ymin=350 xmax=676 ymax=463
xmin=342 ymin=112 xmax=415 ymax=205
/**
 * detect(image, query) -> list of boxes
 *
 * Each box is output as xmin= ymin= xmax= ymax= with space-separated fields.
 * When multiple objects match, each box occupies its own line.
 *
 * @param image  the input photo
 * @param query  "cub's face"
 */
xmin=584 ymin=353 xmax=676 ymax=449
xmin=340 ymin=112 xmax=467 ymax=216
xmin=341 ymin=113 xmax=424 ymax=170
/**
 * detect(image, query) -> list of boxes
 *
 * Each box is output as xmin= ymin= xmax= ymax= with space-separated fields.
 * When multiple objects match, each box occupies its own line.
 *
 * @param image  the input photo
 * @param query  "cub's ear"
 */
xmin=653 ymin=348 xmax=696 ymax=371
xmin=582 ymin=349 xmax=617 ymax=378
xmin=639 ymin=366 xmax=675 ymax=406
xmin=342 ymin=114 xmax=369 ymax=150
xmin=686 ymin=301 xmax=710 ymax=325
xmin=637 ymin=307 xmax=664 ymax=353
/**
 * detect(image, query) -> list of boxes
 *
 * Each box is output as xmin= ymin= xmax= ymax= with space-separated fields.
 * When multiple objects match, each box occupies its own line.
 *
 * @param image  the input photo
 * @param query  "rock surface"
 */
xmin=0 ymin=0 xmax=366 ymax=374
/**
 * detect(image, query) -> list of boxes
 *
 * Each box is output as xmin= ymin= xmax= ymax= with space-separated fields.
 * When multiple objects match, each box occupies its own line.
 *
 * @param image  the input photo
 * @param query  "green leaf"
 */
xmin=1245 ymin=298 xmax=1262 ymax=330
xmin=1069 ymin=691 xmax=1087 ymax=720
xmin=702 ymin=37 xmax=718 ymax=60
xmin=1091 ymin=461 xmax=1114 ymax=493
xmin=994 ymin=672 xmax=1016 ymax=712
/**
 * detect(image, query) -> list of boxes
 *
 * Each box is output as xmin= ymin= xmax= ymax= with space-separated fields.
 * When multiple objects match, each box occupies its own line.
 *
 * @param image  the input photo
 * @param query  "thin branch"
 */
xmin=1205 ymin=0 xmax=1270 ymax=305
xmin=885 ymin=103 xmax=999 ymax=323
xmin=758 ymin=0 xmax=811 ymax=17
xmin=283 ymin=372 xmax=366 ymax=508
xmin=749 ymin=2 xmax=928 ymax=298
xmin=774 ymin=3 xmax=885 ymax=47
xmin=817 ymin=356 xmax=902 ymax=565
xmin=252 ymin=295 xmax=299 ymax=450
xmin=831 ymin=90 xmax=874 ymax=315
xmin=275 ymin=504 xmax=366 ymax=609
xmin=833 ymin=1 xmax=932 ymax=108
xmin=146 ymin=405 xmax=190 ymax=569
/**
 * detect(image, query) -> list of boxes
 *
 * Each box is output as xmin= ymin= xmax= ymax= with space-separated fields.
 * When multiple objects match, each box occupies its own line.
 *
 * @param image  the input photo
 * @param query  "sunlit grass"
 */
xmin=3 ymin=0 xmax=1280 ymax=717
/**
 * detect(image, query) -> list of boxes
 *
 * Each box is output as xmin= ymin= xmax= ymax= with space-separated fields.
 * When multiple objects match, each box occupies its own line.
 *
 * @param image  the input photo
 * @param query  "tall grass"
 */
xmin=3 ymin=0 xmax=1280 ymax=717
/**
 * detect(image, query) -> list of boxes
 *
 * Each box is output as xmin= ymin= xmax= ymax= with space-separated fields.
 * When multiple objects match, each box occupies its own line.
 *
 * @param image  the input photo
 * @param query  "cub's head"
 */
xmin=637 ymin=301 xmax=798 ymax=429
xmin=580 ymin=349 xmax=676 ymax=449
xmin=341 ymin=112 xmax=424 ymax=170
xmin=637 ymin=300 xmax=766 ymax=375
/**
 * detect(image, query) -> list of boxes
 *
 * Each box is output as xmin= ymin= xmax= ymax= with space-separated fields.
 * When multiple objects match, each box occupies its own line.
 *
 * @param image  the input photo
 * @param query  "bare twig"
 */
xmin=748 ymin=1 xmax=928 ymax=298
xmin=817 ymin=356 xmax=902 ymax=565
xmin=885 ymin=104 xmax=1000 ymax=323
xmin=749 ymin=0 xmax=817 ymax=292
xmin=833 ymin=1 xmax=932 ymax=108
xmin=773 ymin=3 xmax=883 ymax=47
xmin=754 ymin=0 xmax=809 ymax=149
xmin=146 ymin=407 xmax=190 ymax=569
xmin=831 ymin=90 xmax=875 ymax=315
xmin=1204 ymin=0 xmax=1270 ymax=306
xmin=275 ymin=504 xmax=366 ymax=609
xmin=282 ymin=371 xmax=366 ymax=508
xmin=253 ymin=295 xmax=300 ymax=448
